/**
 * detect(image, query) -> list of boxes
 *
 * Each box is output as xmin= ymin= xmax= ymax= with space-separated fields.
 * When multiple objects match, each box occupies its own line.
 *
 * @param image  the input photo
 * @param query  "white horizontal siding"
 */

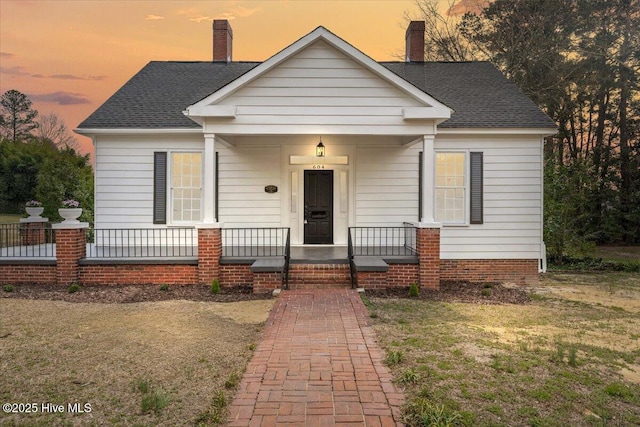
xmin=215 ymin=40 xmax=427 ymax=133
xmin=94 ymin=135 xmax=203 ymax=229
xmin=355 ymin=145 xmax=420 ymax=226
xmin=217 ymin=145 xmax=282 ymax=228
xmin=435 ymin=135 xmax=543 ymax=260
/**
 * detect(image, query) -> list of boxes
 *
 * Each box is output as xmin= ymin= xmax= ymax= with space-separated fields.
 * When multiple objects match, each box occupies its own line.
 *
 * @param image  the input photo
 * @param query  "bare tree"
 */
xmin=404 ymin=0 xmax=487 ymax=61
xmin=36 ymin=112 xmax=78 ymax=149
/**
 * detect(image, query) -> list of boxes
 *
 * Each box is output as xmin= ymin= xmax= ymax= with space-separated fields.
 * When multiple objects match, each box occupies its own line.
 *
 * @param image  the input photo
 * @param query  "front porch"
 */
xmin=1 ymin=222 xmax=539 ymax=290
xmin=1 ymin=223 xmax=438 ymax=291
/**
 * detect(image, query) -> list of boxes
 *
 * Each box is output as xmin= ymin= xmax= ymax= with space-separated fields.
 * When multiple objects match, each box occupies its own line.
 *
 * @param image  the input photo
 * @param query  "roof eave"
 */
xmin=74 ymin=127 xmax=202 ymax=136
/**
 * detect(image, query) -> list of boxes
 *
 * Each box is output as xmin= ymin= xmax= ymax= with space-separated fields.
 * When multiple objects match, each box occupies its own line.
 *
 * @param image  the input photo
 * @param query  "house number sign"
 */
xmin=312 ymin=164 xmax=325 ymax=169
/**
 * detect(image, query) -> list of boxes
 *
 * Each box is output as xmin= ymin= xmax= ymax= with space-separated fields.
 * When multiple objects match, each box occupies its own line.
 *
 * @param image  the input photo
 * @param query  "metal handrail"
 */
xmin=282 ymin=228 xmax=291 ymax=290
xmin=87 ymin=228 xmax=196 ymax=258
xmin=348 ymin=226 xmax=417 ymax=257
xmin=222 ymin=227 xmax=289 ymax=257
xmin=348 ymin=229 xmax=356 ymax=288
xmin=0 ymin=223 xmax=55 ymax=258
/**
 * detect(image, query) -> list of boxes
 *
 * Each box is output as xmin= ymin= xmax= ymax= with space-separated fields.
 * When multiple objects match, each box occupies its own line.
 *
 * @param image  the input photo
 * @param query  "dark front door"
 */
xmin=304 ymin=170 xmax=333 ymax=244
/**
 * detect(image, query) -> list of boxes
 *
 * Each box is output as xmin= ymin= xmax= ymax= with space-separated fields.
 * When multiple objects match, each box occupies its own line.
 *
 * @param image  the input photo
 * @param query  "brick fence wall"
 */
xmin=79 ymin=263 xmax=198 ymax=285
xmin=0 ymin=264 xmax=56 ymax=285
xmin=440 ymin=259 xmax=539 ymax=285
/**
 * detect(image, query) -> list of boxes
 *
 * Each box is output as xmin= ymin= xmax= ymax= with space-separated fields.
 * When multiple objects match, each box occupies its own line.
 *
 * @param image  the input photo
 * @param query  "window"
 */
xmin=435 ymin=152 xmax=466 ymax=223
xmin=171 ymin=152 xmax=202 ymax=222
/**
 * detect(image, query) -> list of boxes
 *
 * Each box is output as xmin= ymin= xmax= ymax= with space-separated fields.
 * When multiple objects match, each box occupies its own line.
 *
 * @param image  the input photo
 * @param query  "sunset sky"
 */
xmin=0 ymin=0 xmax=461 ymax=158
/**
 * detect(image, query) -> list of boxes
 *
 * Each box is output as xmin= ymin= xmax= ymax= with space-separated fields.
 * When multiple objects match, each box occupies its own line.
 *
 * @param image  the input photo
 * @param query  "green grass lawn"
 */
xmin=366 ymin=272 xmax=640 ymax=426
xmin=596 ymin=246 xmax=640 ymax=262
xmin=0 ymin=214 xmax=21 ymax=223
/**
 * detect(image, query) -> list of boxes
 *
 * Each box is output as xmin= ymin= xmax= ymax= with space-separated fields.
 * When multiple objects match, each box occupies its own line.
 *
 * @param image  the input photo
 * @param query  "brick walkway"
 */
xmin=227 ymin=289 xmax=404 ymax=426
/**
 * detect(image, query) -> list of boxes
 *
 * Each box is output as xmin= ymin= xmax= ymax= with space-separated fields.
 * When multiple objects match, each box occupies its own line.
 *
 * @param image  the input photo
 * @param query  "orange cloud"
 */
xmin=448 ymin=0 xmax=490 ymax=16
xmin=145 ymin=14 xmax=165 ymax=20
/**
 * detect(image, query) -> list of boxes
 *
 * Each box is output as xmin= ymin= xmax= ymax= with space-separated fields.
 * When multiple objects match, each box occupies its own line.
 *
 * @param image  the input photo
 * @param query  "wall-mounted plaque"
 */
xmin=265 ymin=185 xmax=278 ymax=194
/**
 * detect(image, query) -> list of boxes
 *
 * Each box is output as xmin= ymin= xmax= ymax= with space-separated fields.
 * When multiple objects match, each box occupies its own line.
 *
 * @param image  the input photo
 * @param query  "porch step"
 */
xmin=287 ymin=263 xmax=351 ymax=289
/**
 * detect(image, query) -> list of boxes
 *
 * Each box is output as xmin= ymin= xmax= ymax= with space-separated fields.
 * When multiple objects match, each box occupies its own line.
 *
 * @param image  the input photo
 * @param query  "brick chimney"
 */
xmin=405 ymin=21 xmax=425 ymax=62
xmin=213 ymin=20 xmax=233 ymax=62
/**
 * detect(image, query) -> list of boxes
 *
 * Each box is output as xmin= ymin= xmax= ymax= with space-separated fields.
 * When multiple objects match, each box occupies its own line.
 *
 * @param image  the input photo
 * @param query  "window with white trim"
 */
xmin=435 ymin=152 xmax=466 ymax=224
xmin=171 ymin=152 xmax=202 ymax=222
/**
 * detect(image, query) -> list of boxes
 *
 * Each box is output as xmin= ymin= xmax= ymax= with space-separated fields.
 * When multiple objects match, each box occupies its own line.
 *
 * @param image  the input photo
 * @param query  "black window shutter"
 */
xmin=153 ymin=152 xmax=167 ymax=224
xmin=470 ymin=152 xmax=483 ymax=224
xmin=215 ymin=151 xmax=219 ymax=221
xmin=418 ymin=151 xmax=423 ymax=222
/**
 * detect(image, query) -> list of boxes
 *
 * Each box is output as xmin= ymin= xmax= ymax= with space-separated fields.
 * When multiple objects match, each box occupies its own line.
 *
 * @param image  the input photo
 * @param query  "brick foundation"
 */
xmin=0 ymin=264 xmax=56 ymax=285
xmin=79 ymin=263 xmax=197 ymax=285
xmin=220 ymin=264 xmax=253 ymax=287
xmin=356 ymin=271 xmax=387 ymax=288
xmin=387 ymin=263 xmax=419 ymax=288
xmin=440 ymin=259 xmax=539 ymax=285
xmin=253 ymin=272 xmax=282 ymax=293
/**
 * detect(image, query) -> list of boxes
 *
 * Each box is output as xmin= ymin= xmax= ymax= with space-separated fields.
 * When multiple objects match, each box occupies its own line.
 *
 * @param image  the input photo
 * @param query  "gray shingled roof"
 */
xmin=382 ymin=62 xmax=555 ymax=128
xmin=78 ymin=60 xmax=555 ymax=130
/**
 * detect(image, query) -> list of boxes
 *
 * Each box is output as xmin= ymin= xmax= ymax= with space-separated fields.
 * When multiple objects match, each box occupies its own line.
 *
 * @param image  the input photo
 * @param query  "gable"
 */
xmin=184 ymin=27 xmax=451 ymax=135
xmin=219 ymin=40 xmax=425 ymax=110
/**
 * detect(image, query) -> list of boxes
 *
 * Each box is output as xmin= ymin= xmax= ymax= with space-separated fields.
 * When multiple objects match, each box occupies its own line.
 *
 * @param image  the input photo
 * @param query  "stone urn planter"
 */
xmin=25 ymin=206 xmax=45 ymax=219
xmin=58 ymin=208 xmax=82 ymax=224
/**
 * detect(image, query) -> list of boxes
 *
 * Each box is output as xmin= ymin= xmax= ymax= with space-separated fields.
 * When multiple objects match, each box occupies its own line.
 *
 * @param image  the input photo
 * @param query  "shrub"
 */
xmin=225 ymin=372 xmax=240 ymax=389
xmin=159 ymin=284 xmax=169 ymax=291
xmin=604 ymin=383 xmax=634 ymax=399
xmin=68 ymin=284 xmax=81 ymax=293
xmin=385 ymin=350 xmax=404 ymax=366
xmin=408 ymin=283 xmax=419 ymax=298
xmin=399 ymin=368 xmax=420 ymax=384
xmin=404 ymin=398 xmax=463 ymax=427
xmin=210 ymin=279 xmax=220 ymax=294
xmin=3 ymin=285 xmax=15 ymax=292
xmin=135 ymin=379 xmax=150 ymax=394
xmin=141 ymin=390 xmax=168 ymax=414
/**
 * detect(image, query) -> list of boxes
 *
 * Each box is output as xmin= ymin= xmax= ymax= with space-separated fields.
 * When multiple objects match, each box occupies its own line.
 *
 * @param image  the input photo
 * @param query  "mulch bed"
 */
xmin=1 ymin=283 xmax=272 ymax=304
xmin=1 ymin=281 xmax=529 ymax=305
xmin=365 ymin=281 xmax=531 ymax=305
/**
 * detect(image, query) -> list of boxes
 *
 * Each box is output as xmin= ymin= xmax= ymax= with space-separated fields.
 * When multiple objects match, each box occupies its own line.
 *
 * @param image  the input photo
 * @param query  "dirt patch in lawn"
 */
xmin=365 ymin=281 xmax=531 ymax=305
xmin=533 ymin=272 xmax=640 ymax=313
xmin=1 ymin=282 xmax=272 ymax=304
xmin=368 ymin=271 xmax=640 ymax=426
xmin=0 ymin=297 xmax=274 ymax=426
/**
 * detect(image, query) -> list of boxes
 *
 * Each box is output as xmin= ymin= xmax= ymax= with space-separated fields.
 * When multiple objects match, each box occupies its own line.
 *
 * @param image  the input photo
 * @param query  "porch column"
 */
xmin=203 ymin=133 xmax=217 ymax=223
xmin=418 ymin=134 xmax=441 ymax=289
xmin=420 ymin=134 xmax=436 ymax=224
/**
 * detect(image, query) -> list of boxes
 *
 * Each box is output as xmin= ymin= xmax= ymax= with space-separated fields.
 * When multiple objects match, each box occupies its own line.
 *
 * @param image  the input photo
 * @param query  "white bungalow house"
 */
xmin=75 ymin=21 xmax=556 ymax=288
